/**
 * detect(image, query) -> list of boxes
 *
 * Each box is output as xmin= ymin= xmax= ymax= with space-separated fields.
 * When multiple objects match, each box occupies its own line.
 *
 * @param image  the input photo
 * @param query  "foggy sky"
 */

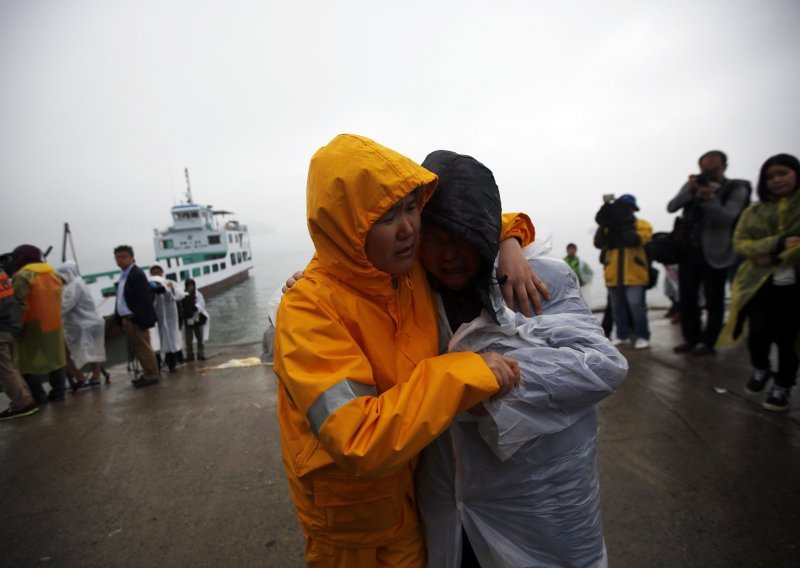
xmin=2 ymin=0 xmax=798 ymax=274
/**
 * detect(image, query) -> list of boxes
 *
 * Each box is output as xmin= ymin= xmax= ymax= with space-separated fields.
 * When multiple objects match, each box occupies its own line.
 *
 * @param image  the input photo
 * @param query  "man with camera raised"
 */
xmin=667 ymin=150 xmax=751 ymax=355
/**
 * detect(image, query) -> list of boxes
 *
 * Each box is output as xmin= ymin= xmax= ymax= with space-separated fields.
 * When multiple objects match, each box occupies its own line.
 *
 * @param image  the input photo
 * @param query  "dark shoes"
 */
xmin=763 ymin=385 xmax=791 ymax=412
xmin=47 ymin=391 xmax=66 ymax=402
xmin=132 ymin=377 xmax=159 ymax=389
xmin=745 ymin=370 xmax=771 ymax=394
xmin=691 ymin=344 xmax=716 ymax=356
xmin=0 ymin=403 xmax=40 ymax=421
xmin=673 ymin=343 xmax=716 ymax=355
xmin=185 ymin=355 xmax=195 ymax=363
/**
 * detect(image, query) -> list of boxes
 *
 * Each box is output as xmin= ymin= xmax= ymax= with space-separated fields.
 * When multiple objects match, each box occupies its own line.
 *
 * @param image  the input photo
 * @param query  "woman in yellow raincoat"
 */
xmin=10 ymin=245 xmax=68 ymax=404
xmin=274 ymin=134 xmax=534 ymax=567
xmin=717 ymin=154 xmax=800 ymax=412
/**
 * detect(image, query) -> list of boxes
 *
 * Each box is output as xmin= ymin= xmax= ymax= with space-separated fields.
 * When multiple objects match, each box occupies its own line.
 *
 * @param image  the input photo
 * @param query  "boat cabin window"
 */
xmin=166 ymin=273 xmax=177 ymax=282
xmin=192 ymin=268 xmax=201 ymax=277
xmin=230 ymin=253 xmax=237 ymax=266
xmin=208 ymin=235 xmax=221 ymax=245
xmin=236 ymin=252 xmax=242 ymax=263
xmin=228 ymin=234 xmax=233 ymax=243
xmin=180 ymin=270 xmax=190 ymax=281
xmin=221 ymin=262 xmax=226 ymax=270
xmin=212 ymin=264 xmax=219 ymax=273
xmin=203 ymin=266 xmax=210 ymax=275
xmin=161 ymin=239 xmax=174 ymax=250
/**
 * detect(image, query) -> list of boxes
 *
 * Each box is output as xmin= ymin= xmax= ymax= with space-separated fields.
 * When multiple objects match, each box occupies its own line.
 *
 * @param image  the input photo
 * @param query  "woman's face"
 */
xmin=364 ymin=192 xmax=421 ymax=275
xmin=765 ymin=164 xmax=798 ymax=198
xmin=420 ymin=225 xmax=481 ymax=291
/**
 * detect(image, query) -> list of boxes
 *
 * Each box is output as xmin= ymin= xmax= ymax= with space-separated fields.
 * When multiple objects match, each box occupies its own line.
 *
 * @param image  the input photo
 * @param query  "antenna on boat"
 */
xmin=60 ymin=222 xmax=80 ymax=273
xmin=184 ymin=167 xmax=194 ymax=204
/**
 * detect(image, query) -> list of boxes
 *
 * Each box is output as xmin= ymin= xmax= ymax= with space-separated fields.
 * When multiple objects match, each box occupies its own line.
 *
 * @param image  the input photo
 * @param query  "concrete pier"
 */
xmin=1 ymin=314 xmax=798 ymax=566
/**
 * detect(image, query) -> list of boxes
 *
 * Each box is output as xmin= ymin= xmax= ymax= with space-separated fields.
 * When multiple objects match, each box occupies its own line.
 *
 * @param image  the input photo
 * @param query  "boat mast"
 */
xmin=61 ymin=222 xmax=80 ymax=273
xmin=185 ymin=167 xmax=194 ymax=204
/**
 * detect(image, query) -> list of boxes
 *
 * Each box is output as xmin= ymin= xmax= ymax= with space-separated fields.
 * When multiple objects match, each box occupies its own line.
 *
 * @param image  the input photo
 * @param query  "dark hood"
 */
xmin=420 ymin=150 xmax=502 ymax=323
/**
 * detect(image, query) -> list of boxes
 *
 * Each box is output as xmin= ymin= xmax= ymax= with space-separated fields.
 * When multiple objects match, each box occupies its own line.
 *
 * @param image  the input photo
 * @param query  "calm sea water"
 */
xmin=202 ymin=236 xmax=671 ymax=347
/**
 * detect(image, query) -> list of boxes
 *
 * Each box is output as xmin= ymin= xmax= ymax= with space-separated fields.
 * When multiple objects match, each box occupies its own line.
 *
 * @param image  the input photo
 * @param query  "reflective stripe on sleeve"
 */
xmin=307 ymin=378 xmax=378 ymax=438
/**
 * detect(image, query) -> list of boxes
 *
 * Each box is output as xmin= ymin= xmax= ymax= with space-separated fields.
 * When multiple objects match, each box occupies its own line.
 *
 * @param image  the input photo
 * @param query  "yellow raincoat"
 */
xmin=12 ymin=262 xmax=67 ymax=375
xmin=717 ymin=189 xmax=800 ymax=352
xmin=274 ymin=134 xmax=532 ymax=562
xmin=600 ymin=219 xmax=653 ymax=287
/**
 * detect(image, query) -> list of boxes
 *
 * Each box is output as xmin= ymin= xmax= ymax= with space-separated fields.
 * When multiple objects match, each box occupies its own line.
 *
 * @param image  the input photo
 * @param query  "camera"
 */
xmin=695 ymin=170 xmax=715 ymax=186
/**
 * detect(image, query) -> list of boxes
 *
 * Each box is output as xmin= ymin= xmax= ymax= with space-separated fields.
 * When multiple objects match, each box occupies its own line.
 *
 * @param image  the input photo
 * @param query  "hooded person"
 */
xmin=414 ymin=150 xmax=628 ymax=567
xmin=148 ymin=265 xmax=185 ymax=372
xmin=181 ymin=278 xmax=209 ymax=362
xmin=58 ymin=261 xmax=106 ymax=387
xmin=10 ymin=245 xmax=68 ymax=403
xmin=273 ymin=134 xmax=536 ymax=566
xmin=717 ymin=153 xmax=800 ymax=411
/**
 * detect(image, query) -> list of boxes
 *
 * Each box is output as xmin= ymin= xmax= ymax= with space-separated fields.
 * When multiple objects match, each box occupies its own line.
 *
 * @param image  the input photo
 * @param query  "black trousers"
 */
xmin=678 ymin=252 xmax=728 ymax=347
xmin=746 ymin=281 xmax=800 ymax=388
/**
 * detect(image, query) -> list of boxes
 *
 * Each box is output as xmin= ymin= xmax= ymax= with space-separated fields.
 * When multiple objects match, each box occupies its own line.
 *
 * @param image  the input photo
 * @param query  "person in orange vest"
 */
xmin=0 ymin=263 xmax=39 ymax=420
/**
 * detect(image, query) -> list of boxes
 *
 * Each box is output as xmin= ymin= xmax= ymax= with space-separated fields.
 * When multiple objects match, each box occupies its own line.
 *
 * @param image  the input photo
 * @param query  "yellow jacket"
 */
xmin=274 ymin=134 xmax=531 ymax=548
xmin=598 ymin=219 xmax=653 ymax=287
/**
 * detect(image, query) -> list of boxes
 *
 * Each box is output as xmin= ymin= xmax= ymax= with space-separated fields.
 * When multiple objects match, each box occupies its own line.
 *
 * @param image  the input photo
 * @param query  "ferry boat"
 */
xmin=82 ymin=170 xmax=254 ymax=318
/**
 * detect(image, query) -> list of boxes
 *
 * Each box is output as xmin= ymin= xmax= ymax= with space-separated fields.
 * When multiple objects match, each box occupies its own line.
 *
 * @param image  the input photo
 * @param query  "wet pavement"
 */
xmin=1 ymin=313 xmax=798 ymax=567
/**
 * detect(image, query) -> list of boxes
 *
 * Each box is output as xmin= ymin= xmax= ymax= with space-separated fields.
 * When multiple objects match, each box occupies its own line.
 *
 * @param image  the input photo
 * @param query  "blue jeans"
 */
xmin=609 ymin=285 xmax=650 ymax=340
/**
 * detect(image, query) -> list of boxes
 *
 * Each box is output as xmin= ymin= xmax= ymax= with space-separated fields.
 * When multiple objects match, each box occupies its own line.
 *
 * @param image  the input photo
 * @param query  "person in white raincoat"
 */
xmin=414 ymin=151 xmax=629 ymax=568
xmin=58 ymin=261 xmax=106 ymax=387
xmin=148 ymin=265 xmax=185 ymax=372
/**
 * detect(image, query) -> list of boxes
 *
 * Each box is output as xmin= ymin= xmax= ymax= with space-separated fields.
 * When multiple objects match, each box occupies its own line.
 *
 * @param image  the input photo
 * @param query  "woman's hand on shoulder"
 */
xmin=479 ymin=352 xmax=520 ymax=400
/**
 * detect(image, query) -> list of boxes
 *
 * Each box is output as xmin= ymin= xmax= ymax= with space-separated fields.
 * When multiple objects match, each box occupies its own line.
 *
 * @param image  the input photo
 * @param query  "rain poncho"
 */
xmin=273 ymin=134 xmax=534 ymax=553
xmin=182 ymin=287 xmax=210 ymax=342
xmin=416 ymin=251 xmax=628 ymax=567
xmin=717 ymin=187 xmax=800 ymax=353
xmin=149 ymin=274 xmax=185 ymax=354
xmin=58 ymin=261 xmax=106 ymax=369
xmin=12 ymin=261 xmax=67 ymax=375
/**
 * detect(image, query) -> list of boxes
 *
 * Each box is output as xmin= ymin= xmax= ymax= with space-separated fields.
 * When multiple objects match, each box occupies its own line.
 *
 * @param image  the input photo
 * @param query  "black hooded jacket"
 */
xmin=420 ymin=150 xmax=502 ymax=329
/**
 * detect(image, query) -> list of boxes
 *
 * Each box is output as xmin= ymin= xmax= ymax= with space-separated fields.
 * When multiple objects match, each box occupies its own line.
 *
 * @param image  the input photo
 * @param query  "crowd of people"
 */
xmin=0 ymin=244 xmax=210 ymax=420
xmin=2 ymin=135 xmax=797 ymax=566
xmin=593 ymin=150 xmax=800 ymax=413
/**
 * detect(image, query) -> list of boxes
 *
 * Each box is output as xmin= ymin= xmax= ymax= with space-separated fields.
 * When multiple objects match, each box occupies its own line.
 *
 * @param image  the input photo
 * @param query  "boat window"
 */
xmin=230 ymin=253 xmax=237 ymax=266
xmin=181 ymin=270 xmax=190 ymax=281
xmin=221 ymin=262 xmax=226 ymax=270
xmin=237 ymin=252 xmax=242 ymax=263
xmin=192 ymin=268 xmax=201 ymax=277
xmin=161 ymin=239 xmax=174 ymax=249
xmin=203 ymin=266 xmax=210 ymax=275
xmin=212 ymin=264 xmax=219 ymax=273
xmin=208 ymin=235 xmax=221 ymax=245
xmin=228 ymin=234 xmax=233 ymax=243
xmin=166 ymin=273 xmax=177 ymax=282
xmin=191 ymin=212 xmax=199 ymax=218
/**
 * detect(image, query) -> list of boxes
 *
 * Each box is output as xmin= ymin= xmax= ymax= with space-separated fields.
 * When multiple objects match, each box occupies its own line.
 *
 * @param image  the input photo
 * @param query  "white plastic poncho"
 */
xmin=58 ymin=261 xmax=106 ymax=369
xmin=185 ymin=288 xmax=211 ymax=343
xmin=149 ymin=275 xmax=185 ymax=353
xmin=416 ymin=251 xmax=628 ymax=568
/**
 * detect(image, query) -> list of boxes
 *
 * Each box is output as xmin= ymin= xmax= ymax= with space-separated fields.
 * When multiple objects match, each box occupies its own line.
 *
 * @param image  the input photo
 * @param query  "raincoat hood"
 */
xmin=58 ymin=261 xmax=80 ymax=284
xmin=420 ymin=150 xmax=502 ymax=321
xmin=306 ymin=134 xmax=438 ymax=294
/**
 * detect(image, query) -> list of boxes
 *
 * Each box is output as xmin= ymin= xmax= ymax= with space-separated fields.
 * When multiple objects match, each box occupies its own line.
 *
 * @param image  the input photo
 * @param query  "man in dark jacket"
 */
xmin=113 ymin=245 xmax=159 ymax=388
xmin=0 ymin=264 xmax=39 ymax=420
xmin=667 ymin=150 xmax=752 ymax=355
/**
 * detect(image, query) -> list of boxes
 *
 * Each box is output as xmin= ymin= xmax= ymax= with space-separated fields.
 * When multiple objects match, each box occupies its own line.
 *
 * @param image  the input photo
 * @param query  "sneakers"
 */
xmin=633 ymin=338 xmax=650 ymax=350
xmin=612 ymin=338 xmax=627 ymax=346
xmin=763 ymin=385 xmax=791 ymax=412
xmin=745 ymin=369 xmax=771 ymax=394
xmin=0 ymin=402 xmax=40 ymax=421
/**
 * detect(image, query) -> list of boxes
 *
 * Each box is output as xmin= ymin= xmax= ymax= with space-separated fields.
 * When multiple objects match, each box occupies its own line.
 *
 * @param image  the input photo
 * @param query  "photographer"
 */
xmin=594 ymin=194 xmax=653 ymax=349
xmin=667 ymin=150 xmax=752 ymax=355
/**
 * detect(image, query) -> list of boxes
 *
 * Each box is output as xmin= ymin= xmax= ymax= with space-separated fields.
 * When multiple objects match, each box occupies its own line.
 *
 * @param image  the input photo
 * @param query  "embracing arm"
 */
xmin=274 ymin=285 xmax=504 ymax=479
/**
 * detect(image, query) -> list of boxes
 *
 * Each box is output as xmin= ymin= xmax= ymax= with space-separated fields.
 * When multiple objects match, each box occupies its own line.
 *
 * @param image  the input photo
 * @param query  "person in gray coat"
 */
xmin=667 ymin=150 xmax=751 ymax=355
